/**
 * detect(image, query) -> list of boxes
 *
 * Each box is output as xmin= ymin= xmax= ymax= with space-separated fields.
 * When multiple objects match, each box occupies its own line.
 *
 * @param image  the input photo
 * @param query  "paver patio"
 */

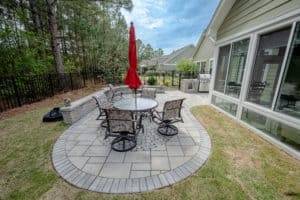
xmin=52 ymin=91 xmax=211 ymax=193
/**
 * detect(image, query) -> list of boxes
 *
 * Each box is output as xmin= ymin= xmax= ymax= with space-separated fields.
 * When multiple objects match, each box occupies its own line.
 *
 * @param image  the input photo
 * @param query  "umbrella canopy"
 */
xmin=124 ymin=22 xmax=141 ymax=89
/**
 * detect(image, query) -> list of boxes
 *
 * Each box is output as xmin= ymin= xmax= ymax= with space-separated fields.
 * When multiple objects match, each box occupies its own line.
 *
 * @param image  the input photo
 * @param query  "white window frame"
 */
xmin=210 ymin=14 xmax=300 ymax=159
xmin=212 ymin=18 xmax=300 ymax=128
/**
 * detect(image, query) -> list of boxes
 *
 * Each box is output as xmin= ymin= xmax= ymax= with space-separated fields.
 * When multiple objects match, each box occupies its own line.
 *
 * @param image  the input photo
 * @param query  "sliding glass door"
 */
xmin=214 ymin=45 xmax=230 ymax=92
xmin=225 ymin=39 xmax=250 ymax=98
xmin=276 ymin=23 xmax=300 ymax=119
xmin=246 ymin=27 xmax=291 ymax=108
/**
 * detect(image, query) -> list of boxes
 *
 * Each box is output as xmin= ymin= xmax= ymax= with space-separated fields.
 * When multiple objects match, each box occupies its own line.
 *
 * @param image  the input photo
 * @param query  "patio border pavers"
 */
xmin=52 ymin=93 xmax=211 ymax=193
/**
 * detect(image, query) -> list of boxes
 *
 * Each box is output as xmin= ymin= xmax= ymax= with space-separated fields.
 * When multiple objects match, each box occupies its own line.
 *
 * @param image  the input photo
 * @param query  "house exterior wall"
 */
xmin=210 ymin=0 xmax=300 ymax=159
xmin=193 ymin=36 xmax=215 ymax=73
xmin=217 ymin=0 xmax=300 ymax=40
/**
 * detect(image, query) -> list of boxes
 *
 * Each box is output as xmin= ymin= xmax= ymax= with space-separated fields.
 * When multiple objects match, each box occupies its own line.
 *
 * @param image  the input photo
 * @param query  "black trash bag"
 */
xmin=43 ymin=107 xmax=63 ymax=122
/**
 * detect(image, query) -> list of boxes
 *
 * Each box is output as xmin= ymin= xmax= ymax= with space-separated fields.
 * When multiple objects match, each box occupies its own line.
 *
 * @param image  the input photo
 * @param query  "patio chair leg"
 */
xmin=157 ymin=123 xmax=178 ymax=136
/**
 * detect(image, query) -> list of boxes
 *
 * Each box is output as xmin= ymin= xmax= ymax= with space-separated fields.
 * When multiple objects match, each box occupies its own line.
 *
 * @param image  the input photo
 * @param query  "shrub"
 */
xmin=147 ymin=76 xmax=157 ymax=85
xmin=176 ymin=59 xmax=198 ymax=74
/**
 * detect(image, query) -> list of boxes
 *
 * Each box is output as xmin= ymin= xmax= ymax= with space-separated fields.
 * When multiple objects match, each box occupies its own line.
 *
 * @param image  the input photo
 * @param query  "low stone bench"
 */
xmin=61 ymin=85 xmax=165 ymax=124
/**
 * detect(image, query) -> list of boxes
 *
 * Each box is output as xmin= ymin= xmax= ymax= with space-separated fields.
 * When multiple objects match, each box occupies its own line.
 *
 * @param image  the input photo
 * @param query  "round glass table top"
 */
xmin=113 ymin=97 xmax=158 ymax=112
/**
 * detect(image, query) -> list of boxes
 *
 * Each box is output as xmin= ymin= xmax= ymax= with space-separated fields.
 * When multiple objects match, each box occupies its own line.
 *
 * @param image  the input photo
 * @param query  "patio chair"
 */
xmin=106 ymin=84 xmax=123 ymax=102
xmin=141 ymin=88 xmax=156 ymax=99
xmin=104 ymin=109 xmax=143 ymax=152
xmin=153 ymin=98 xmax=185 ymax=136
xmin=92 ymin=95 xmax=113 ymax=127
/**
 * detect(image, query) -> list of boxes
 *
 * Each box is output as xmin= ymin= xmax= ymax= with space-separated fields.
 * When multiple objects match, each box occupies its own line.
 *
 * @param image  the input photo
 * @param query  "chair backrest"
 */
xmin=105 ymin=109 xmax=135 ymax=133
xmin=141 ymin=88 xmax=156 ymax=99
xmin=92 ymin=95 xmax=112 ymax=110
xmin=162 ymin=99 xmax=185 ymax=121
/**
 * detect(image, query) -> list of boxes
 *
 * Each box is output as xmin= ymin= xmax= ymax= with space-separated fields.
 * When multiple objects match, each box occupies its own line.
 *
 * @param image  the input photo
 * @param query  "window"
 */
xmin=276 ymin=23 xmax=300 ymax=119
xmin=212 ymin=95 xmax=238 ymax=116
xmin=200 ymin=61 xmax=206 ymax=73
xmin=214 ymin=39 xmax=250 ymax=96
xmin=209 ymin=59 xmax=214 ymax=74
xmin=241 ymin=108 xmax=300 ymax=150
xmin=214 ymin=45 xmax=230 ymax=92
xmin=246 ymin=27 xmax=291 ymax=108
xmin=225 ymin=39 xmax=250 ymax=98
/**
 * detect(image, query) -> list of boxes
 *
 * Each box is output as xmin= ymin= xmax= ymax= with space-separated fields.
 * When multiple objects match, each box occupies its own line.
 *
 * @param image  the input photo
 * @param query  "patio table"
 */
xmin=113 ymin=97 xmax=158 ymax=112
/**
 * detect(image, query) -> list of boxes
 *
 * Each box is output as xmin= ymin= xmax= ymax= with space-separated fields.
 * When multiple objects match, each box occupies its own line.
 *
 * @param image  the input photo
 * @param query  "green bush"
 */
xmin=147 ymin=76 xmax=157 ymax=85
xmin=176 ymin=59 xmax=198 ymax=74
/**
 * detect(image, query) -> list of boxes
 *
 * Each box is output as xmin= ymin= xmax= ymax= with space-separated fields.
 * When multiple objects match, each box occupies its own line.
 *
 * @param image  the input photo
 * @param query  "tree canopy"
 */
xmin=176 ymin=59 xmax=198 ymax=74
xmin=0 ymin=0 xmax=133 ymax=79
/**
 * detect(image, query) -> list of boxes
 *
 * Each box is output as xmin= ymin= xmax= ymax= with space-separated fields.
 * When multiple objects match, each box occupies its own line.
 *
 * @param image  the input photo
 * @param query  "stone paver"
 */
xmin=52 ymin=91 xmax=211 ymax=193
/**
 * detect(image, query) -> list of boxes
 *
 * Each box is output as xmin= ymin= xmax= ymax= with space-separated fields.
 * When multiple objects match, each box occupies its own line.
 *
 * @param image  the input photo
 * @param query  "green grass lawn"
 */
xmin=0 ymin=101 xmax=299 ymax=199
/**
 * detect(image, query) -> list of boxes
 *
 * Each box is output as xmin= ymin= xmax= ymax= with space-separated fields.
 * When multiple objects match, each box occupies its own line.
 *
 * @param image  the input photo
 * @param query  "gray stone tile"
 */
xmin=181 ymin=145 xmax=199 ymax=156
xmin=179 ymin=137 xmax=195 ymax=145
xmin=117 ymin=178 xmax=126 ymax=193
xmin=84 ymin=146 xmax=110 ymax=156
xmin=77 ymin=134 xmax=97 ymax=141
xmin=69 ymin=156 xmax=89 ymax=169
xmin=100 ymin=163 xmax=131 ymax=178
xmin=124 ymin=151 xmax=150 ymax=163
xmin=132 ymin=163 xmax=151 ymax=171
xmin=68 ymin=146 xmax=89 ymax=156
xmin=131 ymin=178 xmax=140 ymax=192
xmin=106 ymin=151 xmax=126 ymax=163
xmin=169 ymin=156 xmax=191 ymax=169
xmin=88 ymin=156 xmax=106 ymax=163
xmin=166 ymin=145 xmax=184 ymax=156
xmin=102 ymin=178 xmax=113 ymax=193
xmin=130 ymin=170 xmax=150 ymax=178
xmin=82 ymin=163 xmax=103 ymax=175
xmin=139 ymin=177 xmax=147 ymax=192
xmin=151 ymin=156 xmax=170 ymax=171
xmin=150 ymin=170 xmax=161 ymax=176
xmin=110 ymin=179 xmax=120 ymax=193
xmin=151 ymin=150 xmax=168 ymax=156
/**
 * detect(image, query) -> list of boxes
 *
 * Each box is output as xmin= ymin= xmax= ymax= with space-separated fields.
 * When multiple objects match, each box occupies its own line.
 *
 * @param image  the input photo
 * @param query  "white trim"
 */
xmin=271 ymin=22 xmax=296 ymax=110
xmin=212 ymin=91 xmax=240 ymax=104
xmin=223 ymin=43 xmax=233 ymax=93
xmin=210 ymin=104 xmax=300 ymax=160
xmin=242 ymin=101 xmax=300 ymax=130
xmin=216 ymin=9 xmax=300 ymax=45
xmin=209 ymin=47 xmax=219 ymax=102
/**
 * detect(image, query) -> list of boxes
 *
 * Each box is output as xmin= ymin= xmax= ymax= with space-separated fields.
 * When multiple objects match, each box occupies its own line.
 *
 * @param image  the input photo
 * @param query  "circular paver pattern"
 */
xmin=52 ymin=103 xmax=211 ymax=193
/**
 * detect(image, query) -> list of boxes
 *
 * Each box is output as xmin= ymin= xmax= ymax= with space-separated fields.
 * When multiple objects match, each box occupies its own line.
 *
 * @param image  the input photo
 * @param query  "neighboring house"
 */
xmin=140 ymin=45 xmax=195 ymax=73
xmin=139 ymin=55 xmax=169 ymax=73
xmin=192 ymin=29 xmax=215 ymax=74
xmin=158 ymin=44 xmax=195 ymax=72
xmin=207 ymin=0 xmax=300 ymax=159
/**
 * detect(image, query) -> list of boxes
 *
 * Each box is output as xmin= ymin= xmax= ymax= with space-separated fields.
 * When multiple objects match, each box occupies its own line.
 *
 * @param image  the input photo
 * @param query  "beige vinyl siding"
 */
xmin=217 ymin=0 xmax=300 ymax=40
xmin=193 ymin=36 xmax=215 ymax=62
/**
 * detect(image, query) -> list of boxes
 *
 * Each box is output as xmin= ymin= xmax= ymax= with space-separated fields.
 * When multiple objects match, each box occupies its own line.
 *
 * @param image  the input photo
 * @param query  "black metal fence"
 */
xmin=140 ymin=71 xmax=198 ymax=89
xmin=0 ymin=70 xmax=200 ymax=112
xmin=0 ymin=71 xmax=106 ymax=112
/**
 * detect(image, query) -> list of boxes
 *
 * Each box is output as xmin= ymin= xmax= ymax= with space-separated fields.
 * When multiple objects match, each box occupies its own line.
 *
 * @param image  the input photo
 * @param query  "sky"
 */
xmin=121 ymin=0 xmax=220 ymax=54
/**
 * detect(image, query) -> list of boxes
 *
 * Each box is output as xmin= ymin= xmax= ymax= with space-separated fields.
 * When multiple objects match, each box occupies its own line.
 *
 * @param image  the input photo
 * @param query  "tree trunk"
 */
xmin=29 ymin=0 xmax=41 ymax=32
xmin=46 ymin=0 xmax=64 ymax=74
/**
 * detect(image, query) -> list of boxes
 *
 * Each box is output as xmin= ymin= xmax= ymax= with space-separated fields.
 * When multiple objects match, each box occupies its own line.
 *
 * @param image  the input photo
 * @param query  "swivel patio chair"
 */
xmin=106 ymin=84 xmax=123 ymax=102
xmin=141 ymin=88 xmax=156 ymax=99
xmin=153 ymin=98 xmax=185 ymax=136
xmin=105 ymin=109 xmax=142 ymax=152
xmin=92 ymin=95 xmax=113 ymax=127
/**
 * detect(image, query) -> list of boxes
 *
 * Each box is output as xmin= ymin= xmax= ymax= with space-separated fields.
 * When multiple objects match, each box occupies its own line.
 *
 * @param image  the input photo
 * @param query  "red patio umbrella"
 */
xmin=124 ymin=22 xmax=141 ymax=90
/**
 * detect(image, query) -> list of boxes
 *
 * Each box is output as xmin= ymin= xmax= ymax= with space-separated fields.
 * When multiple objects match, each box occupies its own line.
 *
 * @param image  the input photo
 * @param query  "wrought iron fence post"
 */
xmin=171 ymin=71 xmax=174 ymax=86
xmin=48 ymin=74 xmax=54 ymax=96
xmin=11 ymin=76 xmax=21 ymax=107
xmin=82 ymin=71 xmax=86 ymax=87
xmin=178 ymin=72 xmax=182 ymax=90
xmin=69 ymin=73 xmax=73 ymax=90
